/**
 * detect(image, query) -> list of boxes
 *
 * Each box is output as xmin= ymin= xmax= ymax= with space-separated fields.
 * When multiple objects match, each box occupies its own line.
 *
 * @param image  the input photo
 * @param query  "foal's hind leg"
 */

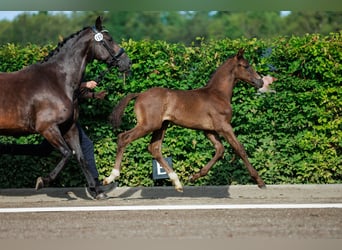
xmin=103 ymin=125 xmax=150 ymax=185
xmin=222 ymin=124 xmax=266 ymax=188
xmin=148 ymin=122 xmax=183 ymax=192
xmin=189 ymin=131 xmax=224 ymax=182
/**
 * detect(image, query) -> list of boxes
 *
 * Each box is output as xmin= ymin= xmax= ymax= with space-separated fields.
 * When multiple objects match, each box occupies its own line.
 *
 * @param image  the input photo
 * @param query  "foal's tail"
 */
xmin=109 ymin=93 xmax=139 ymax=129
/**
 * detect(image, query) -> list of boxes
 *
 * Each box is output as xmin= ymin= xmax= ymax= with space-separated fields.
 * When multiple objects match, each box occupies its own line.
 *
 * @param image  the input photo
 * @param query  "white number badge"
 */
xmin=94 ymin=33 xmax=103 ymax=42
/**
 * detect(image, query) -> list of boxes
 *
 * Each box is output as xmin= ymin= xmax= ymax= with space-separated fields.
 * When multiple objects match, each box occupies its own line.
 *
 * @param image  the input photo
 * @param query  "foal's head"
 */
xmin=233 ymin=48 xmax=263 ymax=89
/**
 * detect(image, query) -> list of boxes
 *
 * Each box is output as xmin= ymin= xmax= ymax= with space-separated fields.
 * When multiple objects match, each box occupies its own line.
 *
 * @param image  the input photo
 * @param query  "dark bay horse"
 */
xmin=0 ymin=17 xmax=131 ymax=198
xmin=103 ymin=49 xmax=265 ymax=192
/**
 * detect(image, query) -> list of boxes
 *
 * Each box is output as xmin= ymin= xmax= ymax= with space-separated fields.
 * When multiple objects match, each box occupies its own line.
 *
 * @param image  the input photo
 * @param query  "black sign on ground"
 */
xmin=152 ymin=157 xmax=173 ymax=180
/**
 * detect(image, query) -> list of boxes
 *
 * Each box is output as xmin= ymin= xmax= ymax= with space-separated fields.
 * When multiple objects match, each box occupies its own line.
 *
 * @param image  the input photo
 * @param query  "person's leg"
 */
xmin=77 ymin=123 xmax=115 ymax=199
xmin=76 ymin=124 xmax=99 ymax=182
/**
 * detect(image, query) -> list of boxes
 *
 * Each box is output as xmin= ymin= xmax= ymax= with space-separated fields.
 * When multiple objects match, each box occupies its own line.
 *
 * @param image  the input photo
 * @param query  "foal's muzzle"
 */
xmin=254 ymin=78 xmax=264 ymax=89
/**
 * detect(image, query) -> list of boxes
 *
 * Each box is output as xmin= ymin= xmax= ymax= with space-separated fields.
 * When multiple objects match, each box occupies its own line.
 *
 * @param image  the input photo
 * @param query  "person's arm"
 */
xmin=79 ymin=80 xmax=107 ymax=99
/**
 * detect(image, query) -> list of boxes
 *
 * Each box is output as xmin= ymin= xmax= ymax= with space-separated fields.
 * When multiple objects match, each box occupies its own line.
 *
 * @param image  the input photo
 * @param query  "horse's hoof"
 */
xmin=35 ymin=177 xmax=44 ymax=190
xmin=258 ymin=183 xmax=267 ymax=189
xmin=175 ymin=186 xmax=184 ymax=193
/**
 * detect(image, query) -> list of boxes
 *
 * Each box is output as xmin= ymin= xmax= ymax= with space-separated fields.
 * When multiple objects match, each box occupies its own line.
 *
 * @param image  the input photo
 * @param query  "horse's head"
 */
xmin=234 ymin=48 xmax=263 ymax=89
xmin=90 ymin=16 xmax=131 ymax=73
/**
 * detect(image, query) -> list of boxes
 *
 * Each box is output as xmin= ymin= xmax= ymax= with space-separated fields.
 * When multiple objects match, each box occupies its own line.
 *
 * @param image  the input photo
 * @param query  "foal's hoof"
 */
xmin=189 ymin=173 xmax=201 ymax=183
xmin=188 ymin=175 xmax=194 ymax=183
xmin=175 ymin=186 xmax=184 ymax=193
xmin=35 ymin=177 xmax=44 ymax=190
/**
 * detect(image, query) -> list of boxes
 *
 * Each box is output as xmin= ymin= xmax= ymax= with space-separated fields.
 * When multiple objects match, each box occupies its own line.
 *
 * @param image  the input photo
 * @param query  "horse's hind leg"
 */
xmin=222 ymin=124 xmax=266 ymax=188
xmin=189 ymin=131 xmax=224 ymax=182
xmin=35 ymin=126 xmax=73 ymax=190
xmin=103 ymin=125 xmax=150 ymax=185
xmin=148 ymin=122 xmax=183 ymax=192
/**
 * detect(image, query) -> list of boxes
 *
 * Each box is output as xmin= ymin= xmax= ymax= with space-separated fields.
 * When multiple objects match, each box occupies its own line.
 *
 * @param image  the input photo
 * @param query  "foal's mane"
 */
xmin=205 ymin=54 xmax=235 ymax=86
xmin=39 ymin=26 xmax=90 ymax=64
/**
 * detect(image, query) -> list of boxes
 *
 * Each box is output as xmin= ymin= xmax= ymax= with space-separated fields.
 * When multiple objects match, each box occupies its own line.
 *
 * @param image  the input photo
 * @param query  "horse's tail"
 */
xmin=109 ymin=93 xmax=139 ymax=129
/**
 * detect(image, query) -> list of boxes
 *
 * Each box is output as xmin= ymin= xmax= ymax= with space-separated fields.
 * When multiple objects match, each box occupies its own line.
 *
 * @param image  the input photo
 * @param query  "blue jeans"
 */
xmin=76 ymin=123 xmax=99 ymax=179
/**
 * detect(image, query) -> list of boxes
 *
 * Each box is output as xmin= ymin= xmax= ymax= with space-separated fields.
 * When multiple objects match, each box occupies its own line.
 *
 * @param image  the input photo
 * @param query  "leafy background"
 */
xmin=0 ymin=32 xmax=341 ymax=188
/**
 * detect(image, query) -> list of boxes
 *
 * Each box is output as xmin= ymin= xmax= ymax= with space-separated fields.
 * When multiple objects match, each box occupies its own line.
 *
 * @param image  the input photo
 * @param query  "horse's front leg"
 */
xmin=222 ymin=124 xmax=266 ymax=189
xmin=63 ymin=124 xmax=98 ymax=193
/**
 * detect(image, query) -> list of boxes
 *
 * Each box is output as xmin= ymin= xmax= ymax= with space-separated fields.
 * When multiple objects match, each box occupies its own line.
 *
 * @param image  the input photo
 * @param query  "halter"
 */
xmin=91 ymin=26 xmax=125 ymax=66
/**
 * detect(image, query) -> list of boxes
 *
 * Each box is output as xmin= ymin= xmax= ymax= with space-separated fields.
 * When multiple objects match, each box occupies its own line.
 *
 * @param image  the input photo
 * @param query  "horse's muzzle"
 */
xmin=118 ymin=58 xmax=132 ymax=73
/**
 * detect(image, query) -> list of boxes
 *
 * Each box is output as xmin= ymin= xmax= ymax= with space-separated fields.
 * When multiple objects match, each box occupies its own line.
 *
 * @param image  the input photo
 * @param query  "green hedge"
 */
xmin=0 ymin=32 xmax=341 ymax=188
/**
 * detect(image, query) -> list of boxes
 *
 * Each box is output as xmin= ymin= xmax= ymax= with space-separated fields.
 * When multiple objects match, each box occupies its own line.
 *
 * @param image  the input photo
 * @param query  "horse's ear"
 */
xmin=236 ymin=48 xmax=245 ymax=59
xmin=95 ymin=16 xmax=103 ymax=30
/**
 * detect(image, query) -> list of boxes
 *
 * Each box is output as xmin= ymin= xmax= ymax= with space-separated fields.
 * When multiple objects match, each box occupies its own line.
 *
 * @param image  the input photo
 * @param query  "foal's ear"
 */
xmin=95 ymin=16 xmax=103 ymax=30
xmin=236 ymin=48 xmax=245 ymax=59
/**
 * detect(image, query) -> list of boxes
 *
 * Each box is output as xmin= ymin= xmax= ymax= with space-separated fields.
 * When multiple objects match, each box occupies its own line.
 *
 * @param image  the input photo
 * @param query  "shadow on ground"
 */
xmin=0 ymin=185 xmax=231 ymax=201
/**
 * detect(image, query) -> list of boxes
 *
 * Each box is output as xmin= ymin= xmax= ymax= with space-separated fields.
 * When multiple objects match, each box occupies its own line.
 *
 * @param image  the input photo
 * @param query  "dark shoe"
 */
xmin=85 ymin=187 xmax=108 ymax=200
xmin=85 ymin=182 xmax=116 ymax=200
xmin=95 ymin=191 xmax=109 ymax=200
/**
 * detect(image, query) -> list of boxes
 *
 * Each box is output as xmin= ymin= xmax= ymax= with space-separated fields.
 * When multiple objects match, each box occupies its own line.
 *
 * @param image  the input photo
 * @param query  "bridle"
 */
xmin=90 ymin=26 xmax=127 ymax=83
xmin=73 ymin=26 xmax=128 ymax=101
xmin=91 ymin=26 xmax=125 ymax=67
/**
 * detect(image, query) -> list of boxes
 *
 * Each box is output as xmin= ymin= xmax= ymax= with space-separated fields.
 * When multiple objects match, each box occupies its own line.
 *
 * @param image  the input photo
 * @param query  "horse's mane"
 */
xmin=39 ymin=26 xmax=90 ymax=63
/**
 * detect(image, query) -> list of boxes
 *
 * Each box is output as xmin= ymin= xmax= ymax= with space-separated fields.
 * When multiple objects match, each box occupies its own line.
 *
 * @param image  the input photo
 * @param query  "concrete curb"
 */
xmin=0 ymin=184 xmax=341 ymax=203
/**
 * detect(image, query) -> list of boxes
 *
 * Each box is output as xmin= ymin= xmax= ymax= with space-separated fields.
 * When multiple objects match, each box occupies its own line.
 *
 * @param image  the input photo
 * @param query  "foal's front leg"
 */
xmin=222 ymin=124 xmax=266 ymax=188
xmin=189 ymin=131 xmax=224 ymax=182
